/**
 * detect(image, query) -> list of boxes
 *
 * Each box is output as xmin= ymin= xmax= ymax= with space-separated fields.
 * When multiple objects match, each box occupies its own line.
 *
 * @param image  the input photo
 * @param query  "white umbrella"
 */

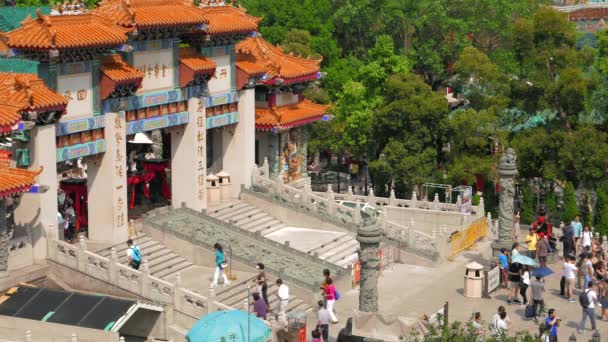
xmin=128 ymin=133 xmax=153 ymax=144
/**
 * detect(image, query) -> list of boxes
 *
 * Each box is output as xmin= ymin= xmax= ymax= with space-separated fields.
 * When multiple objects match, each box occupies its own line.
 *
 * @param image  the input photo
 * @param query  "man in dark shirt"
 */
xmin=562 ymin=224 xmax=575 ymax=259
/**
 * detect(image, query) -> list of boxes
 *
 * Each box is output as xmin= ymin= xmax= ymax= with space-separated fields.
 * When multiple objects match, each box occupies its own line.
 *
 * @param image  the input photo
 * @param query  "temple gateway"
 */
xmin=0 ymin=0 xmax=328 ymax=274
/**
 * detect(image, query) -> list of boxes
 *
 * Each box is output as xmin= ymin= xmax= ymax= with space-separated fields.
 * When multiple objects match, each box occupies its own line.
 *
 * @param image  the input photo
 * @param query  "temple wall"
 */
xmin=14 ymin=125 xmax=58 ymax=262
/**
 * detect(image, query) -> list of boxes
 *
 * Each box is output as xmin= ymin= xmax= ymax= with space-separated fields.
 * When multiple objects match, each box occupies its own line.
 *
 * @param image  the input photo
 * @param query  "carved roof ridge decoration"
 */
xmin=255 ymin=98 xmax=329 ymax=130
xmin=5 ymin=11 xmax=131 ymax=50
xmin=0 ymin=164 xmax=43 ymax=198
xmin=94 ymin=0 xmax=208 ymax=29
xmin=0 ymin=72 xmax=67 ymax=114
xmin=0 ymin=103 xmax=24 ymax=135
xmin=199 ymin=3 xmax=261 ymax=35
xmin=236 ymin=37 xmax=321 ymax=83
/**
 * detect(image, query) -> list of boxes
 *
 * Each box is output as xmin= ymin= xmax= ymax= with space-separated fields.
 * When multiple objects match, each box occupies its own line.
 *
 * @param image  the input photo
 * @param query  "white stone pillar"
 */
xmin=222 ymin=88 xmax=255 ymax=198
xmin=171 ymin=97 xmax=206 ymax=211
xmin=14 ymin=124 xmax=58 ymax=262
xmin=87 ymin=112 xmax=128 ymax=244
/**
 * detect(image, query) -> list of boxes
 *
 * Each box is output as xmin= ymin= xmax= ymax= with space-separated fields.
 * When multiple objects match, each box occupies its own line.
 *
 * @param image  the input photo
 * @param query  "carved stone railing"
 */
xmin=46 ymin=237 xmax=237 ymax=320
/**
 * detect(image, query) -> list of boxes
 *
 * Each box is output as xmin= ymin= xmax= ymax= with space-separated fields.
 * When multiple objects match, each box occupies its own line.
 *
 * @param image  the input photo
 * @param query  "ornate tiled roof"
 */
xmin=0 ymin=73 xmax=67 ymax=113
xmin=235 ymin=60 xmax=266 ymax=77
xmin=200 ymin=4 xmax=261 ymax=35
xmin=94 ymin=0 xmax=208 ymax=29
xmin=0 ymin=104 xmax=22 ymax=135
xmin=5 ymin=10 xmax=130 ymax=50
xmin=255 ymin=99 xmax=328 ymax=130
xmin=236 ymin=37 xmax=320 ymax=84
xmin=179 ymin=47 xmax=216 ymax=74
xmin=101 ymin=54 xmax=143 ymax=84
xmin=0 ymin=165 xmax=42 ymax=198
xmin=0 ymin=57 xmax=38 ymax=74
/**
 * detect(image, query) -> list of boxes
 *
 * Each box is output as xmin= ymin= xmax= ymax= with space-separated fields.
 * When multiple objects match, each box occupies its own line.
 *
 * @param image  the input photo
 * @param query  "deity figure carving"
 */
xmin=492 ymin=148 xmax=518 ymax=254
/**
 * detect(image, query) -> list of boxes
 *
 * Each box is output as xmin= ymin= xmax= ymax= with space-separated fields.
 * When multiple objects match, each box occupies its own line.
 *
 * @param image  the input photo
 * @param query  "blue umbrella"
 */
xmin=532 ymin=266 xmax=554 ymax=278
xmin=186 ymin=310 xmax=271 ymax=342
xmin=511 ymin=254 xmax=538 ymax=267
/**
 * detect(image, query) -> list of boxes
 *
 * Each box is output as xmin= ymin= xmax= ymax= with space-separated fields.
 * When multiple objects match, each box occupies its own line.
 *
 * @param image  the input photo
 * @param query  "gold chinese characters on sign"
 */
xmin=63 ymin=89 xmax=87 ymax=102
xmin=212 ymin=67 xmax=228 ymax=80
xmin=196 ymin=99 xmax=206 ymax=201
xmin=139 ymin=64 xmax=168 ymax=79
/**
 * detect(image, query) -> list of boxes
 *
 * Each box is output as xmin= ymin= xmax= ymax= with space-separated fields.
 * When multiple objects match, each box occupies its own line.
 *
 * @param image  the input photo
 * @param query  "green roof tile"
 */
xmin=0 ymin=57 xmax=38 ymax=74
xmin=0 ymin=6 xmax=51 ymax=33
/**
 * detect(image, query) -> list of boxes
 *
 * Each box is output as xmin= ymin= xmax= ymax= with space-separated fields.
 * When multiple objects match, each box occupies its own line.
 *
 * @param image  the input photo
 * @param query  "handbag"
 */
xmin=220 ymin=262 xmax=228 ymax=269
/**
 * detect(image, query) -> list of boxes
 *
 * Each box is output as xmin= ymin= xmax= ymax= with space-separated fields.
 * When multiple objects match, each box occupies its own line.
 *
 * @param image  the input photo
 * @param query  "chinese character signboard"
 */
xmin=133 ymin=49 xmax=174 ymax=92
xmin=208 ymin=55 xmax=231 ymax=95
xmin=57 ymin=72 xmax=93 ymax=117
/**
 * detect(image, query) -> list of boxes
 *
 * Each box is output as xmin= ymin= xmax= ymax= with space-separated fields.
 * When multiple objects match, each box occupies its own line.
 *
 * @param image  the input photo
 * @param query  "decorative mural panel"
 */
xmin=204 ymin=91 xmax=238 ymax=107
xmin=127 ymin=111 xmax=189 ymax=134
xmin=56 ymin=116 xmax=105 ymax=136
xmin=208 ymin=55 xmax=231 ymax=95
xmin=56 ymin=139 xmax=106 ymax=162
xmin=133 ymin=48 xmax=175 ymax=93
xmin=103 ymin=89 xmax=184 ymax=113
xmin=280 ymin=128 xmax=303 ymax=183
xmin=57 ymin=72 xmax=93 ymax=118
xmin=206 ymin=111 xmax=239 ymax=129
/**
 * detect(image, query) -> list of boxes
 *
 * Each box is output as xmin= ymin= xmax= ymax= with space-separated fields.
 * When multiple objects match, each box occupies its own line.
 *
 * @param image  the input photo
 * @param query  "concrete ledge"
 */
xmin=0 ymin=263 xmax=49 ymax=292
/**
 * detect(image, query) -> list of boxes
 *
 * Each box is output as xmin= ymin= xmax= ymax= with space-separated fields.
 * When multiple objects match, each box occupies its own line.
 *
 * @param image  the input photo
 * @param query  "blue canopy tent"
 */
xmin=186 ymin=310 xmax=271 ymax=342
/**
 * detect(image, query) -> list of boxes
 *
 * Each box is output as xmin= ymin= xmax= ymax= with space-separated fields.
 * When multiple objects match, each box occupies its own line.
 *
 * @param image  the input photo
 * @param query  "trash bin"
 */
xmin=217 ymin=171 xmax=231 ymax=202
xmin=464 ymin=261 xmax=484 ymax=298
xmin=206 ymin=174 xmax=220 ymax=205
xmin=287 ymin=312 xmax=306 ymax=342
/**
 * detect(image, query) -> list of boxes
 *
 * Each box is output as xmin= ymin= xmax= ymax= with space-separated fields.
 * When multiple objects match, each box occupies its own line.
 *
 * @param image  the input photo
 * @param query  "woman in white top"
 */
xmin=520 ymin=266 xmax=530 ymax=305
xmin=581 ymin=226 xmax=593 ymax=249
xmin=511 ymin=242 xmax=520 ymax=256
xmin=494 ymin=311 xmax=509 ymax=339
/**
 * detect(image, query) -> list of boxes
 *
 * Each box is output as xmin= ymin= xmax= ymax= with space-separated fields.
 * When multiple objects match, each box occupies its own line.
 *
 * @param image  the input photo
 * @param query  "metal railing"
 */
xmin=449 ymin=217 xmax=488 ymax=260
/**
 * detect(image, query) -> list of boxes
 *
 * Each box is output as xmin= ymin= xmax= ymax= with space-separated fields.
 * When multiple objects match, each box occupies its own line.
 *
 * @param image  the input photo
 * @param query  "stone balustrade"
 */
xmin=46 ymin=236 xmax=237 ymax=320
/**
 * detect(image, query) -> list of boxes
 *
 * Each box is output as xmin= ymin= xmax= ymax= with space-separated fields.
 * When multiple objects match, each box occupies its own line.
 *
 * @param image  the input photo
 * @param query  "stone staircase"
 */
xmin=208 ymin=201 xmax=359 ymax=268
xmin=96 ymin=235 xmax=194 ymax=280
xmin=214 ymin=276 xmax=312 ymax=316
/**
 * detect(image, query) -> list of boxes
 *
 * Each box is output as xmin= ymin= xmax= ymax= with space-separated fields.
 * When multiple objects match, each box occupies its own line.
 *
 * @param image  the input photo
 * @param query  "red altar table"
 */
xmin=59 ymin=178 xmax=88 ymax=232
xmin=126 ymin=172 xmax=155 ymax=209
xmin=143 ymin=160 xmax=171 ymax=201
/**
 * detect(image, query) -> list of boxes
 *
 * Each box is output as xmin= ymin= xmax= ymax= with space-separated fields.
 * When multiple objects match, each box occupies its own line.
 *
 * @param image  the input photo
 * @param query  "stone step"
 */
xmin=331 ymin=253 xmax=359 ymax=268
xmin=97 ymin=236 xmax=152 ymax=257
xmin=318 ymin=239 xmax=360 ymax=260
xmin=259 ymin=223 xmax=287 ymax=236
xmin=214 ymin=205 xmax=257 ymax=221
xmin=239 ymin=215 xmax=276 ymax=230
xmin=233 ymin=212 xmax=269 ymax=227
xmin=161 ymin=265 xmax=196 ymax=281
xmin=249 ymin=219 xmax=282 ymax=233
xmin=105 ymin=238 xmax=158 ymax=258
xmin=150 ymin=256 xmax=188 ymax=274
xmin=116 ymin=243 xmax=168 ymax=263
xmin=228 ymin=209 xmax=264 ymax=225
xmin=147 ymin=252 xmax=180 ymax=271
xmin=154 ymin=261 xmax=193 ymax=279
xmin=306 ymin=234 xmax=351 ymax=254
xmin=208 ymin=202 xmax=250 ymax=217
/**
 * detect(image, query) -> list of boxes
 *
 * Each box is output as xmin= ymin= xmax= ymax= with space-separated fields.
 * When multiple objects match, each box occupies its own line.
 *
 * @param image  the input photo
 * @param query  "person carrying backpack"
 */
xmin=126 ymin=239 xmax=141 ymax=270
xmin=578 ymin=281 xmax=598 ymax=333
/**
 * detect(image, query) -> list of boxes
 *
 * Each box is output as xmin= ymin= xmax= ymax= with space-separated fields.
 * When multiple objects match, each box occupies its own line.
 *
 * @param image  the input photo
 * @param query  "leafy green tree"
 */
xmin=562 ymin=181 xmax=579 ymax=223
xmin=594 ymin=182 xmax=608 ymax=236
xmin=510 ymin=127 xmax=562 ymax=181
xmin=520 ymin=183 xmax=536 ymax=224
xmin=558 ymin=126 xmax=608 ymax=187
xmin=281 ymin=29 xmax=314 ymax=58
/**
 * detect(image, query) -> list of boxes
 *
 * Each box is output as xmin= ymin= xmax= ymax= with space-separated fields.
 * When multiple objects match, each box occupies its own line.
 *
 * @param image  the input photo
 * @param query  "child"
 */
xmin=312 ymin=329 xmax=323 ymax=342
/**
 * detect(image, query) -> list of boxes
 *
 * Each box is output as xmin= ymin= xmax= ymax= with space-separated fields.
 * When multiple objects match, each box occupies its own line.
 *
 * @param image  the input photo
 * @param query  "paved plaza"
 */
xmin=326 ymin=238 xmax=608 ymax=340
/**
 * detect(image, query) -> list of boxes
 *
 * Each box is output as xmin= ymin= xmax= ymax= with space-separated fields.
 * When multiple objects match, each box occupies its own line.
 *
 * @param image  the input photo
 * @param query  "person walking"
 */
xmin=583 ymin=253 xmax=594 ymax=290
xmin=525 ymin=228 xmax=538 ymax=259
xmin=316 ymin=300 xmax=330 ymax=342
xmin=562 ymin=224 xmax=575 ymax=258
xmin=275 ymin=279 xmax=289 ymax=324
xmin=520 ymin=265 xmax=530 ymax=306
xmin=508 ymin=261 xmax=521 ymax=304
xmin=471 ymin=312 xmax=485 ymax=340
xmin=253 ymin=263 xmax=269 ymax=307
xmin=511 ymin=242 xmax=520 ymax=256
xmin=320 ymin=268 xmax=332 ymax=300
xmin=252 ymin=292 xmax=267 ymax=320
xmin=599 ymin=280 xmax=608 ymax=321
xmin=578 ymin=281 xmax=598 ymax=333
xmin=545 ymin=308 xmax=559 ymax=342
xmin=210 ymin=243 xmax=230 ymax=288
xmin=493 ymin=311 xmax=509 ymax=339
xmin=126 ymin=239 xmax=141 ymax=270
xmin=537 ymin=234 xmax=550 ymax=268
xmin=531 ymin=276 xmax=545 ymax=321
xmin=564 ymin=256 xmax=578 ymax=302
xmin=324 ymin=277 xmax=339 ymax=323
xmin=572 ymin=216 xmax=583 ymax=255
xmin=581 ymin=226 xmax=593 ymax=252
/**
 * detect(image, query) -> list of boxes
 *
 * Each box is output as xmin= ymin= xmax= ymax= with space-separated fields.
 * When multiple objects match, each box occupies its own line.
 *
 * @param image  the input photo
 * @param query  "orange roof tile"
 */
xmin=200 ymin=5 xmax=261 ymax=35
xmin=0 ymin=165 xmax=42 ymax=198
xmin=236 ymin=60 xmax=265 ymax=77
xmin=0 ymin=104 xmax=22 ymax=135
xmin=101 ymin=54 xmax=143 ymax=84
xmin=236 ymin=37 xmax=321 ymax=83
xmin=179 ymin=47 xmax=216 ymax=74
xmin=255 ymin=99 xmax=329 ymax=130
xmin=95 ymin=0 xmax=208 ymax=29
xmin=0 ymin=72 xmax=67 ymax=113
xmin=5 ymin=10 xmax=130 ymax=50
